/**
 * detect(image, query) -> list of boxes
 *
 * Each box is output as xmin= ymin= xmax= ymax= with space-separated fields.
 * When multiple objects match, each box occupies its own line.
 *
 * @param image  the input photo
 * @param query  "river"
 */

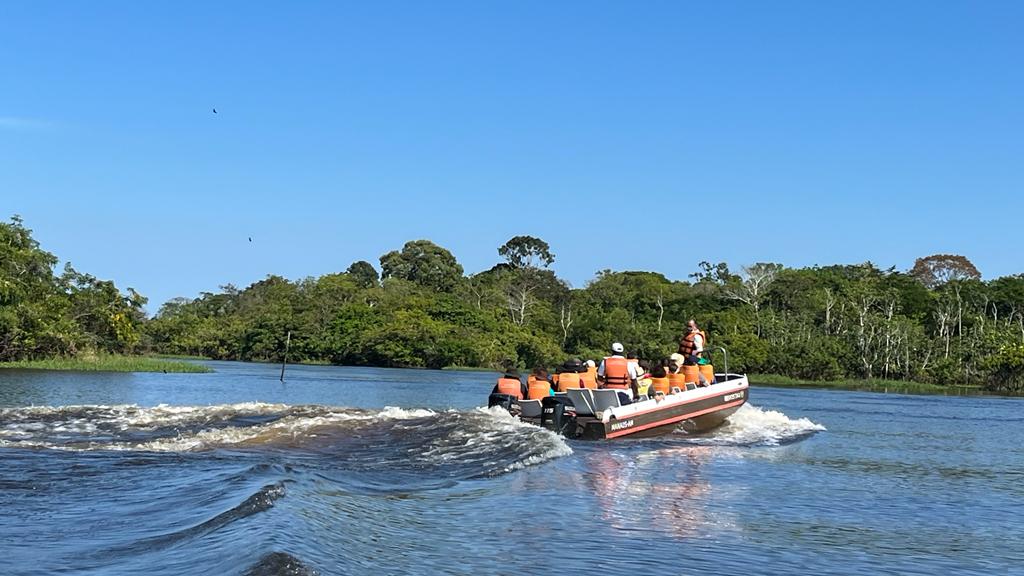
xmin=1 ymin=361 xmax=1021 ymax=575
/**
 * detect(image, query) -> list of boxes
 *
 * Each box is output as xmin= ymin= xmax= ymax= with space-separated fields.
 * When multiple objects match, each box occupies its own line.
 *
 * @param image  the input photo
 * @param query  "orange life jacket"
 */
xmin=581 ymin=367 xmax=598 ymax=389
xmin=668 ymin=372 xmax=688 ymax=391
xmin=650 ymin=376 xmax=671 ymax=395
xmin=496 ymin=377 xmax=523 ymax=399
xmin=679 ymin=329 xmax=707 ymax=357
xmin=556 ymin=372 xmax=583 ymax=392
xmin=683 ymin=364 xmax=700 ymax=384
xmin=699 ymin=364 xmax=715 ymax=386
xmin=602 ymin=356 xmax=631 ymax=389
xmin=527 ymin=377 xmax=551 ymax=400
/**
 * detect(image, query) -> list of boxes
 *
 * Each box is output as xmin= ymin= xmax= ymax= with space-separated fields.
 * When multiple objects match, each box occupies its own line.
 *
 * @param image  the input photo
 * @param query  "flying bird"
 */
xmin=212 ymin=108 xmax=218 ymax=114
xmin=248 ymin=237 xmax=252 ymax=242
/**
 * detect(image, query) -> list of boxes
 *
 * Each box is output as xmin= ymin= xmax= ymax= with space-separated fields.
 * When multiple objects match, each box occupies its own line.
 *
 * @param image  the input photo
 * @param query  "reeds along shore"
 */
xmin=0 ymin=354 xmax=211 ymax=373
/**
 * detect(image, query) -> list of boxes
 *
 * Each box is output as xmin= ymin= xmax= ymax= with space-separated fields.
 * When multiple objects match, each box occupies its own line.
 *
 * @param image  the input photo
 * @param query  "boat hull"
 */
xmin=576 ymin=379 xmax=748 ymax=439
xmin=504 ymin=375 xmax=749 ymax=440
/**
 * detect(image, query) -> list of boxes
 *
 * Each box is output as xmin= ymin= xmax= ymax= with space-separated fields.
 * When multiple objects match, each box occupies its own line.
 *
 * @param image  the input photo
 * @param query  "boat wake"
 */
xmin=0 ymin=403 xmax=572 ymax=482
xmin=680 ymin=403 xmax=826 ymax=446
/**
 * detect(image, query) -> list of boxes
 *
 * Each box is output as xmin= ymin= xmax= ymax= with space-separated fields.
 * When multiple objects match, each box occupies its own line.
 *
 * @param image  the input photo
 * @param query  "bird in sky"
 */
xmin=248 ymin=237 xmax=252 ymax=242
xmin=212 ymin=108 xmax=218 ymax=114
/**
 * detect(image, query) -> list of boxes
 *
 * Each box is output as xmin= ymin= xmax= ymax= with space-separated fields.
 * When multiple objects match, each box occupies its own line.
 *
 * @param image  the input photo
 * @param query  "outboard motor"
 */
xmin=488 ymin=393 xmax=516 ymax=410
xmin=540 ymin=395 xmax=576 ymax=437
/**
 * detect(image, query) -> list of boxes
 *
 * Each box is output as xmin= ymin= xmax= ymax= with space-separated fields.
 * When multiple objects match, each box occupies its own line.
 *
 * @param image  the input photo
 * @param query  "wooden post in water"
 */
xmin=280 ymin=330 xmax=291 ymax=382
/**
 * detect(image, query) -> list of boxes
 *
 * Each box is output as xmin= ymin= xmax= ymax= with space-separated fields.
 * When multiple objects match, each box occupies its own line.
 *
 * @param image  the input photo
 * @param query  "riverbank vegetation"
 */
xmin=0 ymin=354 xmax=211 ymax=373
xmin=749 ymin=374 xmax=977 ymax=395
xmin=4 ymin=215 xmax=1024 ymax=392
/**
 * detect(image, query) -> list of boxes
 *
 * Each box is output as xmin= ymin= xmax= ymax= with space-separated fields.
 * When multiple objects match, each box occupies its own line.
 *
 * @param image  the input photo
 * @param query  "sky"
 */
xmin=2 ymin=1 xmax=1022 ymax=313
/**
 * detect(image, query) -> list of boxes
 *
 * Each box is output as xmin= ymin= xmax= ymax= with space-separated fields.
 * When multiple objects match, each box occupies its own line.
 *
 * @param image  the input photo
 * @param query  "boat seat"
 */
xmin=517 ymin=399 xmax=543 ymax=418
xmin=566 ymin=388 xmax=597 ymax=415
xmin=591 ymin=389 xmax=622 ymax=413
xmin=567 ymin=388 xmax=626 ymax=415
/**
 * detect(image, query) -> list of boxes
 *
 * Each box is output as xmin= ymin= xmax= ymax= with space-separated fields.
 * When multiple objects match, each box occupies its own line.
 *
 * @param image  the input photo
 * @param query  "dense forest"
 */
xmin=3 ymin=215 xmax=1024 ymax=392
xmin=1 ymin=216 xmax=148 ymax=360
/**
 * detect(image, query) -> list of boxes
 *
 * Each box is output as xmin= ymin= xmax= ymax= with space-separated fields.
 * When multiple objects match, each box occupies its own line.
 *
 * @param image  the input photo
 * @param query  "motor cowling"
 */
xmin=488 ymin=393 xmax=517 ymax=410
xmin=540 ymin=395 xmax=576 ymax=437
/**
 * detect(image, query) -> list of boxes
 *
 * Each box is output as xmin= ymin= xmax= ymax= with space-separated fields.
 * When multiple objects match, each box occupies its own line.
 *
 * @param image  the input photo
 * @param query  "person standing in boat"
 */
xmin=678 ymin=319 xmax=707 ymax=366
xmin=597 ymin=342 xmax=641 ymax=403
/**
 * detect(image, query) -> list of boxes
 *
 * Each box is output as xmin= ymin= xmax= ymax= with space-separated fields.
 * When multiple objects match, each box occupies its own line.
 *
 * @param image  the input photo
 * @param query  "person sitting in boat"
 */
xmin=492 ymin=368 xmax=527 ymax=400
xmin=667 ymin=353 xmax=689 ymax=390
xmin=678 ymin=319 xmax=707 ymax=366
xmin=597 ymin=342 xmax=641 ymax=403
xmin=580 ymin=359 xmax=598 ymax=389
xmin=626 ymin=352 xmax=641 ymax=374
xmin=554 ymin=359 xmax=585 ymax=392
xmin=634 ymin=358 xmax=653 ymax=397
xmin=527 ymin=366 xmax=554 ymax=399
xmin=648 ymin=363 xmax=671 ymax=396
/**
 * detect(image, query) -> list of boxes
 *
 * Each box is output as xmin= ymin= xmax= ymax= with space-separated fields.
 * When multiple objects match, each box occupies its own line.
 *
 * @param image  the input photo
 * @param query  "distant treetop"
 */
xmin=910 ymin=254 xmax=981 ymax=289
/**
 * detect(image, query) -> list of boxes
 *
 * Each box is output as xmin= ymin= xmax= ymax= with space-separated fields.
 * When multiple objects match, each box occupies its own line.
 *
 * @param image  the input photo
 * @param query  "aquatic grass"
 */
xmin=441 ymin=365 xmax=495 ymax=372
xmin=750 ymin=373 xmax=982 ymax=395
xmin=151 ymin=353 xmax=210 ymax=361
xmin=0 ymin=354 xmax=212 ymax=373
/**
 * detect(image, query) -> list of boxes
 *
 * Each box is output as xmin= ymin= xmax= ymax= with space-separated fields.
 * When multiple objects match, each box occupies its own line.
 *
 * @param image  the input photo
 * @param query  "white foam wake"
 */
xmin=686 ymin=403 xmax=825 ymax=446
xmin=0 ymin=403 xmax=442 ymax=451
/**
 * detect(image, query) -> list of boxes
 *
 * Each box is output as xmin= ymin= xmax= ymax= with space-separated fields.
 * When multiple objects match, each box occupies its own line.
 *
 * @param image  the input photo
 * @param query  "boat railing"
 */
xmin=711 ymin=346 xmax=729 ymax=379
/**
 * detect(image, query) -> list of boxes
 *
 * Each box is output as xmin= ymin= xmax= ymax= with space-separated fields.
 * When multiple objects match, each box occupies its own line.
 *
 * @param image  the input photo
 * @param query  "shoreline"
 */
xmin=0 ymin=355 xmax=212 ymax=374
xmin=749 ymin=373 xmax=986 ymax=396
xmin=0 ymin=355 xmax=1006 ymax=397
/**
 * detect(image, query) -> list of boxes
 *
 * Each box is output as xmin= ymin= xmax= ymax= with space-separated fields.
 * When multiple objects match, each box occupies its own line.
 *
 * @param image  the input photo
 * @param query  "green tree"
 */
xmin=379 ymin=240 xmax=464 ymax=292
xmin=346 ymin=260 xmax=379 ymax=288
xmin=498 ymin=235 xmax=555 ymax=269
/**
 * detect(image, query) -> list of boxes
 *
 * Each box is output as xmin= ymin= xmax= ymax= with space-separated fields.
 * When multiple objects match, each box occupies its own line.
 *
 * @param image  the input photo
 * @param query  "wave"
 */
xmin=93 ymin=482 xmax=287 ymax=559
xmin=681 ymin=403 xmax=826 ymax=446
xmin=0 ymin=403 xmax=571 ymax=481
xmin=244 ymin=552 xmax=319 ymax=576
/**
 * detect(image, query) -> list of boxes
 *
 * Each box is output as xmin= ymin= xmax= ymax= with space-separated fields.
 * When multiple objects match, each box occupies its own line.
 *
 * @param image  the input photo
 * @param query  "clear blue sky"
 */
xmin=3 ymin=1 xmax=1022 ymax=312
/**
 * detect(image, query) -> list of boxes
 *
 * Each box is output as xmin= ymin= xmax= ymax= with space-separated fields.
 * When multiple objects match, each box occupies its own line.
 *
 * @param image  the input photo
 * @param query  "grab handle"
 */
xmin=713 ymin=346 xmax=729 ymax=379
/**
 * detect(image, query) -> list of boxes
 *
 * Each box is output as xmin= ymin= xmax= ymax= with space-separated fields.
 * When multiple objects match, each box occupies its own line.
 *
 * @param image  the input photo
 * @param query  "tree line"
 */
xmin=0 ymin=216 xmax=149 ymax=360
xmin=3 ymin=215 xmax=1023 ymax=392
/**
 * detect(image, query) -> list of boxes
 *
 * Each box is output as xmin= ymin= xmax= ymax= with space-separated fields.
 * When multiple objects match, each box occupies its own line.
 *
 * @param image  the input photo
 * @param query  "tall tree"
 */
xmin=497 ymin=236 xmax=557 ymax=326
xmin=379 ymin=240 xmax=464 ymax=292
xmin=346 ymin=260 xmax=379 ymax=288
xmin=910 ymin=254 xmax=981 ymax=289
xmin=498 ymin=235 xmax=555 ymax=270
xmin=724 ymin=263 xmax=783 ymax=336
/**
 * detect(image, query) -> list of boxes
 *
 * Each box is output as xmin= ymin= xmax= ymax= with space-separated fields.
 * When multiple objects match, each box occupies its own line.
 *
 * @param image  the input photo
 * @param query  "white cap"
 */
xmin=611 ymin=342 xmax=624 ymax=354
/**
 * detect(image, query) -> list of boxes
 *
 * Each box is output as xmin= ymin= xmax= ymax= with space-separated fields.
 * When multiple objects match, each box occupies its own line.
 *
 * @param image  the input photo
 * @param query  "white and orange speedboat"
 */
xmin=491 ymin=372 xmax=749 ymax=440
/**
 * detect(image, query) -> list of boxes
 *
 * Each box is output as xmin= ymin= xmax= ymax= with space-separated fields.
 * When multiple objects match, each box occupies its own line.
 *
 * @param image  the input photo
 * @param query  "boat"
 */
xmin=489 ymin=372 xmax=749 ymax=440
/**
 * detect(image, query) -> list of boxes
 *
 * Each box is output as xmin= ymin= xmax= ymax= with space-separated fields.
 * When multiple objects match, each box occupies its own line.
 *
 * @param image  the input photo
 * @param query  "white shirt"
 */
xmin=597 ymin=355 xmax=643 ymax=380
xmin=692 ymin=332 xmax=704 ymax=354
xmin=597 ymin=355 xmax=640 ymax=400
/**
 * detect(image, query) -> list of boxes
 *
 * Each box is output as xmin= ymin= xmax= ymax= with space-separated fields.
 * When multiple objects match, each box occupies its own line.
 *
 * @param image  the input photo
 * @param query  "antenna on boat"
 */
xmin=280 ymin=330 xmax=291 ymax=382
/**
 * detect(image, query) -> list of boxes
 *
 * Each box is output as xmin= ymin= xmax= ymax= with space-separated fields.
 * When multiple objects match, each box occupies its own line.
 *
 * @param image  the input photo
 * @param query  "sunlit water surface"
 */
xmin=1 ymin=361 xmax=1021 ymax=575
